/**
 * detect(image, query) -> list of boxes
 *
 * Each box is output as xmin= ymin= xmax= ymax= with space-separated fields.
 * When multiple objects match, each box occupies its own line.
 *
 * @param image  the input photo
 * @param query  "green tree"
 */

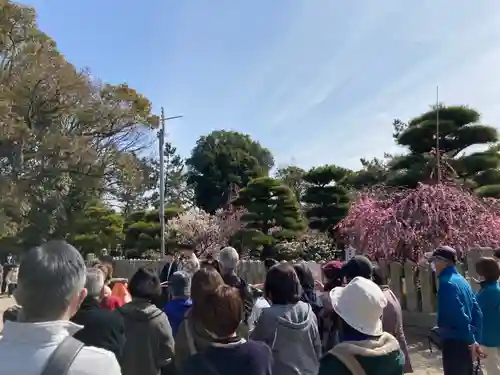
xmin=122 ymin=206 xmax=182 ymax=257
xmin=0 ymin=1 xmax=159 ymax=248
xmin=388 ymin=105 xmax=499 ymax=190
xmin=114 ymin=155 xmax=159 ymax=216
xmin=274 ymin=165 xmax=307 ymax=201
xmin=70 ymin=204 xmax=124 ymax=256
xmin=149 ymin=142 xmax=193 ymax=208
xmin=232 ymin=177 xmax=305 ymax=258
xmin=186 ymin=131 xmax=274 ymax=213
xmin=303 ymin=165 xmax=350 ymax=235
xmin=344 ymin=157 xmax=390 ymax=190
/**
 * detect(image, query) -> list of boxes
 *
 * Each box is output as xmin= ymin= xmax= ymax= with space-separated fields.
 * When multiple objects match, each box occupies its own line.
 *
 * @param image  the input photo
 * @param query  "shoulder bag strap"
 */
xmin=184 ymin=319 xmax=197 ymax=355
xmin=329 ymin=346 xmax=367 ymax=375
xmin=41 ymin=336 xmax=84 ymax=375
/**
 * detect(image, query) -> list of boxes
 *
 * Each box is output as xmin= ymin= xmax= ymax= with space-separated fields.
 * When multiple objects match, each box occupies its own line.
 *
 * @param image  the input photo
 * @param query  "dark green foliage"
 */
xmin=70 ymin=204 xmax=124 ymax=256
xmin=303 ymin=165 xmax=350 ymax=234
xmin=122 ymin=206 xmax=182 ymax=256
xmin=389 ymin=105 xmax=500 ymax=190
xmin=344 ymin=157 xmax=390 ymax=190
xmin=186 ymin=131 xmax=274 ymax=213
xmin=148 ymin=142 xmax=193 ymax=208
xmin=232 ymin=177 xmax=305 ymax=257
xmin=274 ymin=165 xmax=307 ymax=201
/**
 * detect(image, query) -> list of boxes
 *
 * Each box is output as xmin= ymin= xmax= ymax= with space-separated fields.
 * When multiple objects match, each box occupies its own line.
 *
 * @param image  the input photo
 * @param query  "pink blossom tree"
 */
xmin=337 ymin=182 xmax=500 ymax=261
xmin=167 ymin=208 xmax=244 ymax=256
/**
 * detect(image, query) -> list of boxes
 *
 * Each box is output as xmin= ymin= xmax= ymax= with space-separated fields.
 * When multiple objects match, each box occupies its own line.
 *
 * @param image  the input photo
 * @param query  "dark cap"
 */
xmin=340 ymin=255 xmax=373 ymax=280
xmin=494 ymin=249 xmax=500 ymax=260
xmin=425 ymin=246 xmax=457 ymax=263
xmin=169 ymin=271 xmax=191 ymax=297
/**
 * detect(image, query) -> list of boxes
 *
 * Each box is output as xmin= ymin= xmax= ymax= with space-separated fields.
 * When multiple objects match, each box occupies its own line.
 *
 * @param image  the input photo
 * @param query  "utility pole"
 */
xmin=436 ymin=86 xmax=441 ymax=184
xmin=157 ymin=108 xmax=183 ymax=258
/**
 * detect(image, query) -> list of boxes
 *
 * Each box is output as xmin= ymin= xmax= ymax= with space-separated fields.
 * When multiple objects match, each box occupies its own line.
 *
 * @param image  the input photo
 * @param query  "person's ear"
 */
xmin=70 ymin=288 xmax=87 ymax=317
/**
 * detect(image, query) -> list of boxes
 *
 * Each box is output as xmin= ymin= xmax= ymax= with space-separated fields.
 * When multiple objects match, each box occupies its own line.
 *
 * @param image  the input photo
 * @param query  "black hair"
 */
xmin=128 ymin=268 xmax=161 ymax=301
xmin=264 ymin=263 xmax=301 ymax=305
xmin=339 ymin=318 xmax=379 ymax=339
xmin=264 ymin=258 xmax=279 ymax=271
xmin=372 ymin=265 xmax=388 ymax=286
xmin=293 ymin=263 xmax=315 ymax=290
xmin=494 ymin=249 xmax=500 ymax=260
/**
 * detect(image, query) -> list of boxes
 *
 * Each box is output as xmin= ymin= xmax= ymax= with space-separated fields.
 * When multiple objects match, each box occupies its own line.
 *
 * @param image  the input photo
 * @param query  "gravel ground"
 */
xmin=406 ymin=332 xmax=443 ymax=375
xmin=0 ymin=297 xmax=443 ymax=374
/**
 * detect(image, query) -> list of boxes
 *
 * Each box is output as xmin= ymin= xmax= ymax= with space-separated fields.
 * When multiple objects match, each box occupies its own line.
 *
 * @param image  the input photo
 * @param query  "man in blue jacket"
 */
xmin=426 ymin=246 xmax=484 ymax=375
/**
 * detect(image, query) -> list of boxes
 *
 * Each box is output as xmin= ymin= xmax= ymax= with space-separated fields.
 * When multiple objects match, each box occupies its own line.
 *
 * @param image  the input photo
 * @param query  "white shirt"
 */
xmin=0 ymin=320 xmax=121 ymax=375
xmin=248 ymin=297 xmax=270 ymax=332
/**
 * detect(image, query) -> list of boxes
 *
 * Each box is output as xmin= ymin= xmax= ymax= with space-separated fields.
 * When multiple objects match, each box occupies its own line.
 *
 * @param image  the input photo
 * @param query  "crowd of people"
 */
xmin=0 ymin=241 xmax=499 ymax=375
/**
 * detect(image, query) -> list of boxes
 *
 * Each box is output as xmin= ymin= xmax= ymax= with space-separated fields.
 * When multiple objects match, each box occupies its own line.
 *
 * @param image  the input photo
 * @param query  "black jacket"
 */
xmin=71 ymin=296 xmax=125 ymax=359
xmin=159 ymin=261 xmax=179 ymax=284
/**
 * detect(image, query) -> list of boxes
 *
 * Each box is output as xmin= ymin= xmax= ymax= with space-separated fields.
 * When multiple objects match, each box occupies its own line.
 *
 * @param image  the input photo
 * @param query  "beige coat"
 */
xmin=380 ymin=286 xmax=413 ymax=373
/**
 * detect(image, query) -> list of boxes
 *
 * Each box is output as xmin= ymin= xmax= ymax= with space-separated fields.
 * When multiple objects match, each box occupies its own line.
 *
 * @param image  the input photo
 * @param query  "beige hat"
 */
xmin=330 ymin=276 xmax=387 ymax=336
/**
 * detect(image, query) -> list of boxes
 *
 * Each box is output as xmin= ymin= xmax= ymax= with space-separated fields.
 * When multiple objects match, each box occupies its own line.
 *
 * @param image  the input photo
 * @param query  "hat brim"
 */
xmin=329 ymin=286 xmax=383 ymax=336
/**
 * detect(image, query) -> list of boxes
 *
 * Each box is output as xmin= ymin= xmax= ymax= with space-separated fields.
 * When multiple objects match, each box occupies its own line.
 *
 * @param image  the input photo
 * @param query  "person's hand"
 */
xmin=314 ymin=280 xmax=324 ymax=290
xmin=470 ymin=342 xmax=487 ymax=360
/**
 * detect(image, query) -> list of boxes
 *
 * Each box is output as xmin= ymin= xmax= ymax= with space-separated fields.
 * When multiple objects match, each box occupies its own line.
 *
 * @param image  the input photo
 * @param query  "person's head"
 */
xmin=179 ymin=243 xmax=195 ymax=258
xmin=322 ymin=260 xmax=343 ymax=291
xmin=218 ymin=246 xmax=239 ymax=275
xmin=85 ymin=268 xmax=105 ymax=299
xmin=264 ymin=258 xmax=278 ymax=271
xmin=165 ymin=254 xmax=174 ymax=263
xmin=330 ymin=276 xmax=387 ymax=339
xmin=476 ymin=257 xmax=500 ymax=283
xmin=169 ymin=271 xmax=191 ymax=299
xmin=425 ymin=246 xmax=457 ymax=275
xmin=340 ymin=255 xmax=373 ymax=282
xmin=264 ymin=263 xmax=301 ymax=305
xmin=200 ymin=284 xmax=243 ymax=339
xmin=128 ymin=268 xmax=161 ymax=302
xmin=16 ymin=240 xmax=87 ymax=322
xmin=95 ymin=263 xmax=113 ymax=285
xmin=293 ymin=263 xmax=315 ymax=290
xmin=372 ymin=265 xmax=388 ymax=287
xmin=493 ymin=249 xmax=500 ymax=262
xmin=200 ymin=253 xmax=221 ymax=272
xmin=190 ymin=267 xmax=224 ymax=319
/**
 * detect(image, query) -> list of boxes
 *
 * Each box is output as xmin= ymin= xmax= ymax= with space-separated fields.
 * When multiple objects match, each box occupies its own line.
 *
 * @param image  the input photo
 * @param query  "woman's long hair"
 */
xmin=190 ymin=267 xmax=224 ymax=320
xmin=293 ymin=263 xmax=321 ymax=315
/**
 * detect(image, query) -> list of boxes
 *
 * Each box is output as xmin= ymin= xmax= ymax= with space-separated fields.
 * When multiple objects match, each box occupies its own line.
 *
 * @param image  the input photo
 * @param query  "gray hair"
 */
xmin=85 ymin=268 xmax=105 ymax=298
xmin=218 ymin=246 xmax=239 ymax=274
xmin=16 ymin=240 xmax=86 ymax=321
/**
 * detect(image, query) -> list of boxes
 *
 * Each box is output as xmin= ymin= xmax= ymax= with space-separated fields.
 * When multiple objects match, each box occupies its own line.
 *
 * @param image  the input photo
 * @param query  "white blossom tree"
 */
xmin=167 ymin=208 xmax=244 ymax=256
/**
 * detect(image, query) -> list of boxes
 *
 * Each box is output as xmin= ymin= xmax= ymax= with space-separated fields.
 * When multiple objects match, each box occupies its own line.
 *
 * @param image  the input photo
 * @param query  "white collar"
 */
xmin=1 ymin=320 xmax=83 ymax=343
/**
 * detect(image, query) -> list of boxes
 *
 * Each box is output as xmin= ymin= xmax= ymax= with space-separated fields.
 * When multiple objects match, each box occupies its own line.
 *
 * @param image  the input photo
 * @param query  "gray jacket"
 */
xmin=250 ymin=301 xmax=321 ymax=375
xmin=119 ymin=300 xmax=175 ymax=375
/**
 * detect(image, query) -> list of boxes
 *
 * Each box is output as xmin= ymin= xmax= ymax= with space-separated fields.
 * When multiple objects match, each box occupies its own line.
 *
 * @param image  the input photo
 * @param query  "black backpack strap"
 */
xmin=41 ymin=336 xmax=84 ymax=375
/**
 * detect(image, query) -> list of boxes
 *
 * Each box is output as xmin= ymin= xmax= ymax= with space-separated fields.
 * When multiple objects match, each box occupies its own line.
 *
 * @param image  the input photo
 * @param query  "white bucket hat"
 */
xmin=330 ymin=276 xmax=388 ymax=336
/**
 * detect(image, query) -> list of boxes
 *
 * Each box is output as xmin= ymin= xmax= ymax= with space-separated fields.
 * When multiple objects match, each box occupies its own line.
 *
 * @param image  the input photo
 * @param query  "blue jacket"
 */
xmin=164 ymin=298 xmax=192 ymax=337
xmin=476 ymin=281 xmax=500 ymax=347
xmin=437 ymin=266 xmax=482 ymax=344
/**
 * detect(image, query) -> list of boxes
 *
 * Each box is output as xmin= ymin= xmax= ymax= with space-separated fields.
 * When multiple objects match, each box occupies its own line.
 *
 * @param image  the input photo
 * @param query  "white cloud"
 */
xmin=251 ymin=1 xmax=500 ymax=170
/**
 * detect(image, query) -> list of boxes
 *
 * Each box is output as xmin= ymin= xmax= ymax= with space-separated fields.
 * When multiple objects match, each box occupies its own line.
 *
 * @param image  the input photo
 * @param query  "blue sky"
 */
xmin=22 ymin=0 xmax=500 ymax=170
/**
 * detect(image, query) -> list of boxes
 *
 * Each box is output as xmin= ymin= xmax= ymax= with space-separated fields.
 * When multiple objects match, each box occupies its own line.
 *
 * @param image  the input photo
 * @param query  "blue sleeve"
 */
xmin=473 ymin=292 xmax=485 ymax=343
xmin=438 ymin=282 xmax=476 ymax=344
